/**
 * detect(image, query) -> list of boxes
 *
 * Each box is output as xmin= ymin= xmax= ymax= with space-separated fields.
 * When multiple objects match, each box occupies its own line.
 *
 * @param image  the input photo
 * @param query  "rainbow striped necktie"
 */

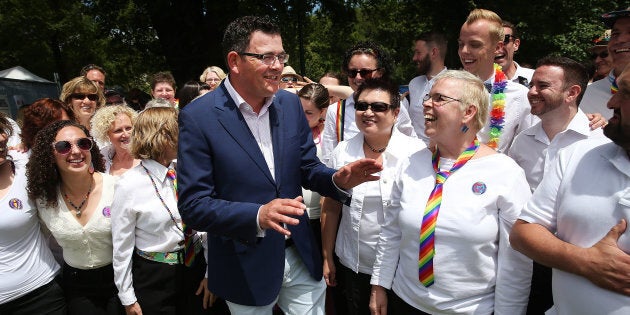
xmin=419 ymin=139 xmax=480 ymax=287
xmin=166 ymin=168 xmax=196 ymax=267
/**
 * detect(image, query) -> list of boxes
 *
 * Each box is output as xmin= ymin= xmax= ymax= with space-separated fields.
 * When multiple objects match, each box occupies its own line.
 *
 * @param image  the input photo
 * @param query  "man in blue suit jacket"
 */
xmin=177 ymin=16 xmax=381 ymax=314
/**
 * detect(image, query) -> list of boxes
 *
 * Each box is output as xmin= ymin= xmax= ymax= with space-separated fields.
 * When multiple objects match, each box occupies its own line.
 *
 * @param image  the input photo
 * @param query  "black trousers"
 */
xmin=389 ymin=292 xmax=432 ymax=315
xmin=526 ymin=262 xmax=554 ymax=314
xmin=337 ymin=262 xmax=372 ymax=315
xmin=0 ymin=277 xmax=66 ymax=315
xmin=63 ymin=263 xmax=124 ymax=315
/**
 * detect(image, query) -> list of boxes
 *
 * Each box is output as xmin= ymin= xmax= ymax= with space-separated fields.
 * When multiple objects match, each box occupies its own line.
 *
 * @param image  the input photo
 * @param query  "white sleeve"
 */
xmin=321 ymin=101 xmax=340 ymax=165
xmin=111 ymin=179 xmax=138 ymax=306
xmin=395 ymin=103 xmax=417 ymax=138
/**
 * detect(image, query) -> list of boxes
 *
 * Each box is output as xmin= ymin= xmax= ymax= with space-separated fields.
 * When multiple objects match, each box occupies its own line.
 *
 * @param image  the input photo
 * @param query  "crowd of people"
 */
xmin=1 ymin=6 xmax=630 ymax=315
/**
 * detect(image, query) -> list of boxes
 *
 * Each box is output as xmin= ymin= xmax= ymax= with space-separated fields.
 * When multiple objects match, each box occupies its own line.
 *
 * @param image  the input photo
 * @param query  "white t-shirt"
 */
xmin=519 ymin=139 xmax=630 ymax=315
xmin=580 ymin=72 xmax=614 ymax=119
xmin=509 ymin=108 xmax=605 ymax=191
xmin=371 ymin=151 xmax=532 ymax=315
xmin=0 ymin=165 xmax=59 ymax=303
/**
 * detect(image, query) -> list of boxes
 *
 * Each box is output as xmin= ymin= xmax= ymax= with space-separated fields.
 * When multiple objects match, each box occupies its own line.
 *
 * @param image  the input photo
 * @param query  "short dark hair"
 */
xmin=342 ymin=41 xmax=393 ymax=81
xmin=536 ymin=56 xmax=589 ymax=104
xmin=502 ymin=20 xmax=520 ymax=39
xmin=353 ymin=79 xmax=400 ymax=110
xmin=222 ymin=16 xmax=281 ymax=68
xmin=150 ymin=71 xmax=176 ymax=91
xmin=80 ymin=64 xmax=106 ymax=77
xmin=297 ymin=83 xmax=330 ymax=110
xmin=415 ymin=31 xmax=448 ymax=60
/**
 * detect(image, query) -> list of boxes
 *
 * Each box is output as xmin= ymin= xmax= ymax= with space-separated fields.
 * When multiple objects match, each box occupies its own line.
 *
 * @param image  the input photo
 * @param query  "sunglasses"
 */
xmin=70 ymin=93 xmax=98 ymax=101
xmin=591 ymin=51 xmax=610 ymax=59
xmin=347 ymin=68 xmax=379 ymax=78
xmin=281 ymin=77 xmax=298 ymax=83
xmin=504 ymin=34 xmax=517 ymax=44
xmin=354 ymin=101 xmax=391 ymax=112
xmin=52 ymin=138 xmax=94 ymax=155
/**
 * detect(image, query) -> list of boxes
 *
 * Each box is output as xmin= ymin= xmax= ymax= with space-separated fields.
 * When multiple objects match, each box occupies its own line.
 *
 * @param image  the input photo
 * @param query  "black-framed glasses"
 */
xmin=70 ymin=93 xmax=98 ymax=101
xmin=354 ymin=101 xmax=391 ymax=112
xmin=347 ymin=68 xmax=379 ymax=78
xmin=281 ymin=76 xmax=298 ymax=83
xmin=238 ymin=52 xmax=289 ymax=65
xmin=591 ymin=51 xmax=610 ymax=59
xmin=423 ymin=93 xmax=462 ymax=106
xmin=52 ymin=138 xmax=94 ymax=155
xmin=504 ymin=34 xmax=517 ymax=44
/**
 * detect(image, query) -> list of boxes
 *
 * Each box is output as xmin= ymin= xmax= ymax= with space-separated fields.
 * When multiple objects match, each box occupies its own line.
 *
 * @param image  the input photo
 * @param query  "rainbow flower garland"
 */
xmin=488 ymin=63 xmax=507 ymax=150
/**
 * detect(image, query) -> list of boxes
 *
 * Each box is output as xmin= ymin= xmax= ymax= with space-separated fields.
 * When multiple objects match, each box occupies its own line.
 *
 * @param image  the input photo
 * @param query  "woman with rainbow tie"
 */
xmin=369 ymin=70 xmax=532 ymax=315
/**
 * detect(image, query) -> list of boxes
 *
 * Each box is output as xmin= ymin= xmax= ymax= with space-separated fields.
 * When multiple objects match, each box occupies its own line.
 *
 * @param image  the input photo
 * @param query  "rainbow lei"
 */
xmin=487 ymin=63 xmax=507 ymax=150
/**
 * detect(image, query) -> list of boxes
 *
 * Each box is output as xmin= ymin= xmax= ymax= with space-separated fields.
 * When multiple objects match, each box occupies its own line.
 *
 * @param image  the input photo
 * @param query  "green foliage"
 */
xmin=0 ymin=0 xmax=626 ymax=92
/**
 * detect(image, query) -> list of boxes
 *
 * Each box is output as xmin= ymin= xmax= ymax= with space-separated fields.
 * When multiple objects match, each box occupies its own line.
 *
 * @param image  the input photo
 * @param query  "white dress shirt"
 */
xmin=321 ymin=95 xmax=416 ymax=164
xmin=1 ymin=165 xmax=59 ymax=303
xmin=326 ymin=129 xmax=425 ymax=274
xmin=479 ymin=78 xmax=536 ymax=154
xmin=371 ymin=151 xmax=532 ymax=315
xmin=111 ymin=159 xmax=185 ymax=306
xmin=519 ymin=138 xmax=629 ymax=315
xmin=37 ymin=173 xmax=116 ymax=270
xmin=511 ymin=62 xmax=535 ymax=86
xmin=408 ymin=67 xmax=448 ymax=144
xmin=580 ymin=72 xmax=615 ymax=119
xmin=509 ymin=108 xmax=604 ymax=191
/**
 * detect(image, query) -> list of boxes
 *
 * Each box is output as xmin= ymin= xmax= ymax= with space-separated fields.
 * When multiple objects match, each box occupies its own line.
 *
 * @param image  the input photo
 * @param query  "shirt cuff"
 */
xmin=118 ymin=289 xmax=137 ymax=307
xmin=256 ymin=206 xmax=266 ymax=237
xmin=332 ymin=174 xmax=351 ymax=204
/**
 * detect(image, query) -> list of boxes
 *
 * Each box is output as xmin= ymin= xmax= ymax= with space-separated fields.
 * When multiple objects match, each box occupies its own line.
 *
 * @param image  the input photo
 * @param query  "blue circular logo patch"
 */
xmin=472 ymin=182 xmax=487 ymax=195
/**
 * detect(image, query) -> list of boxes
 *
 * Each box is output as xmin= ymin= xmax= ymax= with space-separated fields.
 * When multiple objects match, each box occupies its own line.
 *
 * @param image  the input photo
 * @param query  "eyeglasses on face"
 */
xmin=281 ymin=76 xmax=298 ymax=83
xmin=591 ymin=51 xmax=610 ymax=59
xmin=52 ymin=137 xmax=94 ymax=155
xmin=423 ymin=93 xmax=462 ymax=106
xmin=238 ymin=52 xmax=289 ymax=65
xmin=346 ymin=68 xmax=379 ymax=78
xmin=206 ymin=78 xmax=221 ymax=83
xmin=504 ymin=34 xmax=517 ymax=44
xmin=354 ymin=101 xmax=391 ymax=112
xmin=70 ymin=93 xmax=98 ymax=101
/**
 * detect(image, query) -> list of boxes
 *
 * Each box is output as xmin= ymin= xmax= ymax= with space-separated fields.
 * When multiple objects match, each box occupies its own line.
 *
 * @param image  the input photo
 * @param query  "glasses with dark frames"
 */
xmin=70 ymin=93 xmax=98 ymax=101
xmin=591 ymin=51 xmax=610 ymax=59
xmin=504 ymin=34 xmax=517 ymax=44
xmin=346 ymin=68 xmax=379 ymax=78
xmin=52 ymin=138 xmax=94 ymax=155
xmin=423 ymin=93 xmax=463 ymax=106
xmin=354 ymin=101 xmax=391 ymax=112
xmin=281 ymin=77 xmax=298 ymax=83
xmin=238 ymin=52 xmax=289 ymax=65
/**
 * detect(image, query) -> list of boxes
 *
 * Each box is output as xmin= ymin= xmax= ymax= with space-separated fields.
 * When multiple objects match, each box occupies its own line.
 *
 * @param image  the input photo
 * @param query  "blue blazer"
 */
xmin=177 ymin=83 xmax=341 ymax=306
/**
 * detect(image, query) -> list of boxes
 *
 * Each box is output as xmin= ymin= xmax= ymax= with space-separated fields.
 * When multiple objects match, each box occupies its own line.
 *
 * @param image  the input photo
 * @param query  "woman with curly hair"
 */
xmin=111 ymin=107 xmax=211 ymax=315
xmin=15 ymin=98 xmax=73 ymax=153
xmin=90 ymin=104 xmax=139 ymax=176
xmin=26 ymin=120 xmax=123 ymax=315
xmin=60 ymin=77 xmax=105 ymax=130
xmin=0 ymin=113 xmax=66 ymax=314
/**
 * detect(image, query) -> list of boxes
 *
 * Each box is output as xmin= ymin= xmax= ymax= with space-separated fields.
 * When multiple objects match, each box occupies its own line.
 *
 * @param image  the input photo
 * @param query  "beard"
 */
xmin=604 ymin=111 xmax=630 ymax=153
xmin=416 ymin=55 xmax=431 ymax=76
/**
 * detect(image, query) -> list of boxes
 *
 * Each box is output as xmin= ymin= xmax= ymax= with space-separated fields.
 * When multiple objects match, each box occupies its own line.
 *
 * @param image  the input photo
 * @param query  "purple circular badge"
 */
xmin=9 ymin=198 xmax=23 ymax=210
xmin=102 ymin=206 xmax=111 ymax=217
xmin=472 ymin=182 xmax=487 ymax=195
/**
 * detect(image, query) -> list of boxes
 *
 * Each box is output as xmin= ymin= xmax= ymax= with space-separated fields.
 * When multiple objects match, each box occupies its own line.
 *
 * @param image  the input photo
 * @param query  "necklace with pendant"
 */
xmin=63 ymin=178 xmax=93 ymax=217
xmin=364 ymin=139 xmax=387 ymax=153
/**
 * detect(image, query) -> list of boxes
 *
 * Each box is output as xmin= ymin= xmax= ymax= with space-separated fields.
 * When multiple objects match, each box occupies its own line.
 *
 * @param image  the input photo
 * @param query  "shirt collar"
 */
xmin=225 ymin=75 xmax=274 ymax=114
xmin=141 ymin=159 xmax=175 ymax=182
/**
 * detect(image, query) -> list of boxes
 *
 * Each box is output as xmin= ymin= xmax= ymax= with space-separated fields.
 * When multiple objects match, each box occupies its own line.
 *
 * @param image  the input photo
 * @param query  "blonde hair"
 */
xmin=199 ymin=66 xmax=227 ymax=82
xmin=90 ymin=104 xmax=138 ymax=143
xmin=59 ymin=76 xmax=106 ymax=109
xmin=130 ymin=107 xmax=178 ymax=161
xmin=433 ymin=70 xmax=489 ymax=131
xmin=465 ymin=9 xmax=504 ymax=45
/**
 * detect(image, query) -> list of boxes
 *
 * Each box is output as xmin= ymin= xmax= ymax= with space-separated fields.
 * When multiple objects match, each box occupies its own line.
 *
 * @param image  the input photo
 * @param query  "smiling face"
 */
xmin=53 ymin=126 xmax=91 ymax=175
xmin=69 ymin=89 xmax=98 ymax=124
xmin=592 ymin=46 xmax=614 ymax=78
xmin=205 ymin=72 xmax=221 ymax=90
xmin=355 ymin=88 xmax=399 ymax=138
xmin=423 ymin=78 xmax=468 ymax=144
xmin=495 ymin=26 xmax=519 ymax=71
xmin=152 ymin=82 xmax=176 ymax=104
xmin=527 ymin=65 xmax=568 ymax=118
xmin=458 ymin=19 xmax=502 ymax=80
xmin=413 ymin=40 xmax=432 ymax=75
xmin=228 ymin=31 xmax=284 ymax=109
xmin=610 ymin=18 xmax=630 ymax=76
xmin=605 ymin=67 xmax=630 ymax=152
xmin=347 ymin=54 xmax=382 ymax=91
xmin=300 ymin=98 xmax=325 ymax=129
xmin=107 ymin=113 xmax=133 ymax=153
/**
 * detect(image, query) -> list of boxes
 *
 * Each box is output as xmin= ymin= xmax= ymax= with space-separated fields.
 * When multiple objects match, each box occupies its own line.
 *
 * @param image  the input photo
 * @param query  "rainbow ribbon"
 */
xmin=419 ymin=139 xmax=480 ymax=287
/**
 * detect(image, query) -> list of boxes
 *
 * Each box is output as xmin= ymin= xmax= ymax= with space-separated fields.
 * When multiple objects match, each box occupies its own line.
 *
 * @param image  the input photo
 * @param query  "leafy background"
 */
xmin=1 ymin=0 xmax=627 ymax=92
